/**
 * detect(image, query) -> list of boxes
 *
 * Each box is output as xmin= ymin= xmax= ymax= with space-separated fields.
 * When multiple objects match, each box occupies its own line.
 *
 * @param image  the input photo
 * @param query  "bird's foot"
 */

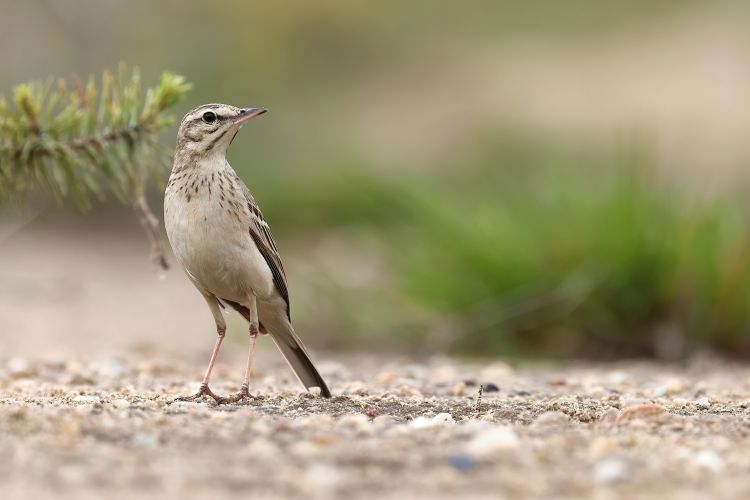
xmin=217 ymin=384 xmax=251 ymax=405
xmin=173 ymin=383 xmax=220 ymax=403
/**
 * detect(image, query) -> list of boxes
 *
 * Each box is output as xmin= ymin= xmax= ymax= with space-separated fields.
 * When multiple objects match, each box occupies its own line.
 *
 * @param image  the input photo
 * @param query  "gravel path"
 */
xmin=2 ymin=355 xmax=750 ymax=499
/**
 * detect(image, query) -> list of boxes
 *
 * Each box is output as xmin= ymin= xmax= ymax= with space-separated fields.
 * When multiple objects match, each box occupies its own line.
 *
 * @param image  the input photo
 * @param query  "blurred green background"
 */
xmin=3 ymin=0 xmax=750 ymax=359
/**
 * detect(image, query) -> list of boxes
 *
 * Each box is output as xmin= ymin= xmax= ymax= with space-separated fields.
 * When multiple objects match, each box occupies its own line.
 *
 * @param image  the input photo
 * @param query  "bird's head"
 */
xmin=175 ymin=103 xmax=266 ymax=159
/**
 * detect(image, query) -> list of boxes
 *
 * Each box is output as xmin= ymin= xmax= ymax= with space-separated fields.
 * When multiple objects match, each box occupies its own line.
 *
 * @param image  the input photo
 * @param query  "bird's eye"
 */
xmin=202 ymin=111 xmax=217 ymax=123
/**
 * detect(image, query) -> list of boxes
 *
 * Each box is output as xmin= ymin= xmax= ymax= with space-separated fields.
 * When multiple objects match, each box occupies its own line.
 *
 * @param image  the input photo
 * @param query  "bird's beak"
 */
xmin=233 ymin=107 xmax=267 ymax=125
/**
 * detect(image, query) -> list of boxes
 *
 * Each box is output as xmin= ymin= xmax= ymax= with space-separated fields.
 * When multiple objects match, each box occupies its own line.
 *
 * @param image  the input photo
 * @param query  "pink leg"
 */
xmin=218 ymin=323 xmax=258 ymax=404
xmin=174 ymin=326 xmax=225 ymax=402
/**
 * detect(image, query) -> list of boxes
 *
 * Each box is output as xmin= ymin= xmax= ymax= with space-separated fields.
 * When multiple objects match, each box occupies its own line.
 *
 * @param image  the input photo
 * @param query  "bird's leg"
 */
xmin=218 ymin=296 xmax=259 ymax=404
xmin=174 ymin=295 xmax=226 ymax=402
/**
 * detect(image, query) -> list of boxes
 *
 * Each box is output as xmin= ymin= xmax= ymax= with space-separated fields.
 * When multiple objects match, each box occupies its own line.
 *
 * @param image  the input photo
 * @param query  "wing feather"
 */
xmin=238 ymin=179 xmax=291 ymax=319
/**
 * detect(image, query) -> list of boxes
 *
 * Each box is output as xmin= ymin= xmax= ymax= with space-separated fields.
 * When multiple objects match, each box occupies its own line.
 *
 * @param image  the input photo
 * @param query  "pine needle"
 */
xmin=0 ymin=64 xmax=191 ymax=270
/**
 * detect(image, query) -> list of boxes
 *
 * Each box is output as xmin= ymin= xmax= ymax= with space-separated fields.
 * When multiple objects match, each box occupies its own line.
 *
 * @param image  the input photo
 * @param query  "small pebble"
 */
xmin=694 ymin=397 xmax=711 ymax=409
xmin=397 ymin=385 xmax=423 ymax=397
xmin=533 ymin=411 xmax=570 ymax=426
xmin=483 ymin=383 xmax=500 ymax=393
xmin=297 ymin=414 xmax=335 ymax=429
xmin=308 ymin=387 xmax=322 ymax=397
xmin=432 ymin=413 xmax=455 ymax=425
xmin=653 ymin=378 xmax=685 ymax=397
xmin=304 ymin=463 xmax=342 ymax=490
xmin=72 ymin=395 xmax=101 ymax=404
xmin=672 ymin=398 xmax=690 ymax=408
xmin=8 ymin=358 xmax=34 ymax=378
xmin=452 ymin=382 xmax=466 ymax=396
xmin=111 ymin=399 xmax=131 ymax=409
xmin=589 ymin=386 xmax=606 ymax=398
xmin=337 ymin=414 xmax=371 ymax=433
xmin=409 ymin=417 xmax=432 ymax=429
xmin=692 ymin=450 xmax=724 ymax=473
xmin=448 ymin=453 xmax=476 ymax=472
xmin=599 ymin=408 xmax=620 ymax=425
xmin=594 ymin=457 xmax=630 ymax=484
xmin=410 ymin=413 xmax=455 ymax=429
xmin=375 ymin=370 xmax=397 ymax=385
xmin=607 ymin=371 xmax=631 ymax=386
xmin=464 ymin=426 xmax=520 ymax=458
xmin=132 ymin=433 xmax=158 ymax=448
xmin=589 ymin=437 xmax=618 ymax=458
xmin=616 ymin=404 xmax=665 ymax=423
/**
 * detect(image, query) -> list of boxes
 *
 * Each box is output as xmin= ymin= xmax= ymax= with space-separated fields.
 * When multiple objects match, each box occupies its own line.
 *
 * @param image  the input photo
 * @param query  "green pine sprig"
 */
xmin=0 ymin=64 xmax=192 ymax=269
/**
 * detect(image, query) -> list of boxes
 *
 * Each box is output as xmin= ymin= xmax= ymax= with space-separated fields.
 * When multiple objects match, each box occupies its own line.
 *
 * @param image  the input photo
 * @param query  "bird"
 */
xmin=164 ymin=103 xmax=331 ymax=403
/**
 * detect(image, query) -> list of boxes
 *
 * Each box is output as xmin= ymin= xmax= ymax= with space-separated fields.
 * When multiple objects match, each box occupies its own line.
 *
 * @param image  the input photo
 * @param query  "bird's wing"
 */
xmin=238 ymin=179 xmax=291 ymax=319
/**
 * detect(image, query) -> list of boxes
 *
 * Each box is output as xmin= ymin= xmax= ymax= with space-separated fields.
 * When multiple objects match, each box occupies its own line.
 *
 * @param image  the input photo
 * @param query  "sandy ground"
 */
xmin=2 ymin=355 xmax=750 ymax=500
xmin=2 ymin=215 xmax=750 ymax=499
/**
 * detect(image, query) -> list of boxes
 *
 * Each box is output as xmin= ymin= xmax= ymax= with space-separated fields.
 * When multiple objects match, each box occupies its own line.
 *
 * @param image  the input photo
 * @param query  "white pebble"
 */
xmin=307 ymin=386 xmax=322 ymax=397
xmin=607 ymin=371 xmax=630 ymax=386
xmin=432 ymin=413 xmax=455 ymax=425
xmin=132 ymin=433 xmax=159 ymax=448
xmin=656 ymin=378 xmax=685 ymax=396
xmin=533 ymin=411 xmax=570 ymax=426
xmin=337 ymin=414 xmax=371 ymax=433
xmin=409 ymin=417 xmax=434 ymax=429
xmin=594 ymin=458 xmax=630 ymax=484
xmin=464 ymin=426 xmax=520 ymax=458
xmin=692 ymin=450 xmax=724 ymax=473
xmin=111 ymin=399 xmax=131 ymax=409
xmin=8 ymin=358 xmax=32 ymax=377
xmin=410 ymin=413 xmax=455 ymax=429
xmin=303 ymin=463 xmax=342 ymax=490
xmin=694 ymin=397 xmax=711 ymax=409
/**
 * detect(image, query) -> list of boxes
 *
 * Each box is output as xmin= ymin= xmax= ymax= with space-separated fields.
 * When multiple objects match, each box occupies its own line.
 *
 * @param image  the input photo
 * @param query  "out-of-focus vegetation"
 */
xmin=3 ymin=1 xmax=750 ymax=358
xmin=0 ymin=66 xmax=189 ymax=207
xmin=0 ymin=65 xmax=190 ymax=268
xmin=260 ymin=137 xmax=750 ymax=359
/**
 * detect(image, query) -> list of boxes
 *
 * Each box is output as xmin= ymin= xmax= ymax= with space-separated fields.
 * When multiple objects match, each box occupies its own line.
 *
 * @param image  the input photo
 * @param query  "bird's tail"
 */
xmin=269 ymin=321 xmax=331 ymax=397
xmin=220 ymin=298 xmax=331 ymax=397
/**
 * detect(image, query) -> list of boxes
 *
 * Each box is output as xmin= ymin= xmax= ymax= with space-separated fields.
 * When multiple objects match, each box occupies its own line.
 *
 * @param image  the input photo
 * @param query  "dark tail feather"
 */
xmin=220 ymin=298 xmax=331 ymax=397
xmin=271 ymin=330 xmax=332 ymax=398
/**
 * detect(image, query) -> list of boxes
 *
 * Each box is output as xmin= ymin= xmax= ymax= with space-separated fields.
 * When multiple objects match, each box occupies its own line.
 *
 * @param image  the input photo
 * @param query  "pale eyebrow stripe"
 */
xmin=185 ymin=108 xmax=227 ymax=126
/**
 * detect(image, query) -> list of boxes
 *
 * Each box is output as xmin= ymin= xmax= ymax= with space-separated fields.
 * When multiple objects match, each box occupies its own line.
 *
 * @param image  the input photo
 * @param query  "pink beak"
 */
xmin=232 ymin=107 xmax=267 ymax=125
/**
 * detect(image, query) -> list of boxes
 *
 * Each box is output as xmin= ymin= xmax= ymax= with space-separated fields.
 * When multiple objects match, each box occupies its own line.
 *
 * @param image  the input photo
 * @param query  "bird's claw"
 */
xmin=173 ymin=383 xmax=220 ymax=403
xmin=217 ymin=384 xmax=251 ymax=405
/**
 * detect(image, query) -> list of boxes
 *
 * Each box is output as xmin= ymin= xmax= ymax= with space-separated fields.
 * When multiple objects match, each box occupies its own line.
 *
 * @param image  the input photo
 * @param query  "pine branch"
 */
xmin=0 ymin=64 xmax=191 ymax=270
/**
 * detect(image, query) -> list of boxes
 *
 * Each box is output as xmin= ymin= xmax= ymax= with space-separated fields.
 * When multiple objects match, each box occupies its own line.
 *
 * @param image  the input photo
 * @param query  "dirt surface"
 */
xmin=2 ymin=355 xmax=750 ymax=500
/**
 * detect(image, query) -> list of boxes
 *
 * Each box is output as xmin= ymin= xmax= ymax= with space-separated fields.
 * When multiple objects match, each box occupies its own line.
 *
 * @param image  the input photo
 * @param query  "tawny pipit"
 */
xmin=164 ymin=104 xmax=331 ymax=403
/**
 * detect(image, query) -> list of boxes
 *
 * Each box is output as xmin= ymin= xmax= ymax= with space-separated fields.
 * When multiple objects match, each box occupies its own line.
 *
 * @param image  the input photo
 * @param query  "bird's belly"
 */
xmin=165 ymin=191 xmax=274 ymax=302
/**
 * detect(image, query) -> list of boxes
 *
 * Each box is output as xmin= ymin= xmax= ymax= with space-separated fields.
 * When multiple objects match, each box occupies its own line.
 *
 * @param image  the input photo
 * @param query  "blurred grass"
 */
xmin=255 ymin=136 xmax=750 ymax=359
